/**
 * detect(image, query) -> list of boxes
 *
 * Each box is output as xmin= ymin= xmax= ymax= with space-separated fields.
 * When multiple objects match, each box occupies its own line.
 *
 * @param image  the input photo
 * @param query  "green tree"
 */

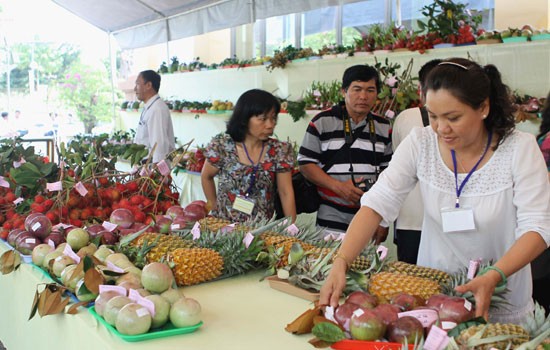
xmin=57 ymin=63 xmax=112 ymax=133
xmin=0 ymin=42 xmax=80 ymax=93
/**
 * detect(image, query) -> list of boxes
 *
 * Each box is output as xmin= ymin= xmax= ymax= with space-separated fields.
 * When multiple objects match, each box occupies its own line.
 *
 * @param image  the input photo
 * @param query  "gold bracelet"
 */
xmin=334 ymin=252 xmax=350 ymax=270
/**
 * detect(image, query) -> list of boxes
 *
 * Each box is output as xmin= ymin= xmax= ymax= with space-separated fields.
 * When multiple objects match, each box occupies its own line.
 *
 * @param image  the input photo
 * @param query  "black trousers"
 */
xmin=394 ymin=229 xmax=421 ymax=265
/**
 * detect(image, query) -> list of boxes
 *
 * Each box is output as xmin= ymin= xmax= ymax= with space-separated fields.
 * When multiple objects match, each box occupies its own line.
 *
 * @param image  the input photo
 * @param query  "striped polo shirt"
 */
xmin=297 ymin=105 xmax=392 ymax=232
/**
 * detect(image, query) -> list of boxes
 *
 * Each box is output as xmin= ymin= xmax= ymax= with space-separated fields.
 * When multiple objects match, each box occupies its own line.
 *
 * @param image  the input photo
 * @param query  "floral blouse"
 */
xmin=538 ymin=132 xmax=550 ymax=171
xmin=205 ymin=133 xmax=294 ymax=222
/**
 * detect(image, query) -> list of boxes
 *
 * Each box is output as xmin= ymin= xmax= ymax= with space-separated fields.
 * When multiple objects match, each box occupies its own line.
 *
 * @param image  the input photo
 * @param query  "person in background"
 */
xmin=134 ymin=70 xmax=175 ymax=163
xmin=201 ymin=89 xmax=296 ymax=222
xmin=13 ymin=110 xmax=28 ymax=137
xmin=298 ymin=65 xmax=392 ymax=240
xmin=391 ymin=59 xmax=442 ymax=264
xmin=320 ymin=58 xmax=550 ymax=324
xmin=532 ymin=91 xmax=550 ymax=313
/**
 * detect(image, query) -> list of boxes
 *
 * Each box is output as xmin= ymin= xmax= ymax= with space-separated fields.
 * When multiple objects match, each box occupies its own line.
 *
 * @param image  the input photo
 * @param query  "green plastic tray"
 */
xmin=89 ymin=306 xmax=203 ymax=342
xmin=502 ymin=36 xmax=528 ymax=43
xmin=531 ymin=33 xmax=550 ymax=41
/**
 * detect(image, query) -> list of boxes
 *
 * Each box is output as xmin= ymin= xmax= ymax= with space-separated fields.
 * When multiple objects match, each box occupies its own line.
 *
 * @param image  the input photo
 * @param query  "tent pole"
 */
xmin=108 ymin=32 xmax=118 ymax=130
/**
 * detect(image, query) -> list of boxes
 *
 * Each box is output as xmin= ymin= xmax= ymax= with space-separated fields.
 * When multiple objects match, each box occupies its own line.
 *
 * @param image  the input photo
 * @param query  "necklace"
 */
xmin=456 ymin=135 xmax=489 ymax=173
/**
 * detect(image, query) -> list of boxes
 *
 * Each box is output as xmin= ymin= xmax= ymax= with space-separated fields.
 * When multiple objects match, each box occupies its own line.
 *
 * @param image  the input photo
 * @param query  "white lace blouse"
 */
xmin=362 ymin=126 xmax=550 ymax=323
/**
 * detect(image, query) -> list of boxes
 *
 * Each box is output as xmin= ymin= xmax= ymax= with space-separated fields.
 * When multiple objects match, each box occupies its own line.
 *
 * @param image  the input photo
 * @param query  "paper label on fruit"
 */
xmin=242 ymin=232 xmax=254 ymax=248
xmin=75 ymin=182 xmax=88 ymax=197
xmin=423 ymin=325 xmax=450 ymax=350
xmin=0 ymin=176 xmax=10 ymax=188
xmin=285 ymin=224 xmax=299 ymax=236
xmin=170 ymin=224 xmax=180 ymax=230
xmin=47 ymin=239 xmax=56 ymax=248
xmin=31 ymin=222 xmax=42 ymax=231
xmin=63 ymin=244 xmax=80 ymax=263
xmin=106 ymin=261 xmax=124 ymax=273
xmin=398 ymin=309 xmax=438 ymax=328
xmin=53 ymin=223 xmax=72 ymax=230
xmin=324 ymin=306 xmax=337 ymax=323
xmin=136 ymin=307 xmax=150 ymax=318
xmin=467 ymin=260 xmax=480 ymax=279
xmin=376 ymin=245 xmax=388 ymax=260
xmin=463 ymin=299 xmax=472 ymax=311
xmin=441 ymin=321 xmax=457 ymax=330
xmin=220 ymin=223 xmax=235 ymax=234
xmin=102 ymin=221 xmax=118 ymax=232
xmin=352 ymin=308 xmax=365 ymax=317
xmin=191 ymin=222 xmax=201 ymax=240
xmin=25 ymin=238 xmax=36 ymax=244
xmin=129 ymin=289 xmax=156 ymax=316
xmin=13 ymin=197 xmax=24 ymax=205
xmin=47 ymin=181 xmax=63 ymax=192
xmin=99 ymin=284 xmax=126 ymax=296
xmin=157 ymin=159 xmax=171 ymax=176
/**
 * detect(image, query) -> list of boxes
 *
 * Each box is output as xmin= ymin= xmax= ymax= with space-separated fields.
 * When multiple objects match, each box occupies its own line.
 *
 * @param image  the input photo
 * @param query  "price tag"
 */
xmin=139 ymin=167 xmax=151 ymax=177
xmin=353 ymin=308 xmax=365 ymax=317
xmin=0 ymin=176 xmax=10 ymax=188
xmin=220 ymin=223 xmax=235 ymax=234
xmin=157 ymin=160 xmax=171 ymax=176
xmin=63 ymin=244 xmax=81 ymax=263
xmin=191 ymin=222 xmax=201 ymax=240
xmin=423 ymin=325 xmax=450 ymax=350
xmin=377 ymin=245 xmax=388 ymax=260
xmin=128 ymin=289 xmax=155 ymax=316
xmin=102 ymin=221 xmax=118 ymax=232
xmin=106 ymin=261 xmax=125 ymax=273
xmin=99 ymin=285 xmax=127 ymax=296
xmin=75 ymin=182 xmax=88 ymax=197
xmin=47 ymin=181 xmax=63 ymax=192
xmin=242 ymin=232 xmax=254 ymax=248
xmin=285 ymin=224 xmax=299 ymax=236
xmin=32 ymin=222 xmax=42 ymax=231
xmin=464 ymin=299 xmax=472 ymax=311
xmin=467 ymin=261 xmax=478 ymax=279
xmin=13 ymin=158 xmax=26 ymax=168
xmin=398 ymin=309 xmax=439 ymax=328
xmin=25 ymin=238 xmax=36 ymax=244
xmin=13 ymin=197 xmax=24 ymax=205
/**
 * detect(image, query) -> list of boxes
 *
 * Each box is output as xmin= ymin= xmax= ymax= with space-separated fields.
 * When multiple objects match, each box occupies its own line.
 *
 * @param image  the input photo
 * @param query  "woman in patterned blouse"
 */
xmin=201 ymin=89 xmax=296 ymax=223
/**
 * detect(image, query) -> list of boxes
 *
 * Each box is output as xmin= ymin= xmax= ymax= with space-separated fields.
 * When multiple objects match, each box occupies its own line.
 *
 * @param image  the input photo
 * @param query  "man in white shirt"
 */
xmin=391 ymin=59 xmax=441 ymax=264
xmin=133 ymin=70 xmax=175 ymax=163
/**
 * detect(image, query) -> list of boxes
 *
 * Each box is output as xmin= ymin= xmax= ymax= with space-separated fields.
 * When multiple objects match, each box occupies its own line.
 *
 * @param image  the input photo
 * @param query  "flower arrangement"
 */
xmin=372 ymin=57 xmax=420 ymax=120
xmin=302 ymin=80 xmax=342 ymax=110
xmin=417 ymin=0 xmax=482 ymax=45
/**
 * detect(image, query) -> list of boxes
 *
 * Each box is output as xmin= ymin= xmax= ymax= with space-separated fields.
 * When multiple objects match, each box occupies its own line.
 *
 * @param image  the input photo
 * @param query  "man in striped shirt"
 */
xmin=298 ymin=65 xmax=392 ymax=241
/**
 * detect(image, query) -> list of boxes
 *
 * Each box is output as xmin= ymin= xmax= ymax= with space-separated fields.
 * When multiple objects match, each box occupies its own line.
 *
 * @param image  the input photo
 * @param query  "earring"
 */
xmin=482 ymin=114 xmax=487 ymax=119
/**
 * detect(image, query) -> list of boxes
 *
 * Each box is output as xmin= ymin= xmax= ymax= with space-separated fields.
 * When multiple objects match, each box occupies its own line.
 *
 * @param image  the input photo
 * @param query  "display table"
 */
xmin=0 ymin=243 xmax=313 ymax=350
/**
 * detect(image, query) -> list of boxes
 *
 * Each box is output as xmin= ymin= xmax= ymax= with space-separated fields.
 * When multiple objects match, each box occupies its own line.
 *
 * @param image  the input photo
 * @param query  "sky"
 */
xmin=0 ymin=0 xmax=112 ymax=65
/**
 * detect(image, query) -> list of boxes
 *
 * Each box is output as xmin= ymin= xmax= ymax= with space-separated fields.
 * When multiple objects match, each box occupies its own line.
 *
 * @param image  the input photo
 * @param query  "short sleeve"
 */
xmin=276 ymin=141 xmax=295 ymax=172
xmin=205 ymin=133 xmax=227 ymax=169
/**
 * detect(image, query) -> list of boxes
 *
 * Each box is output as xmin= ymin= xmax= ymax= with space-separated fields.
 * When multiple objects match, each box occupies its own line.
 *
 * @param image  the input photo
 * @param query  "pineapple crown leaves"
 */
xmin=515 ymin=326 xmax=550 ymax=350
xmin=521 ymin=302 xmax=550 ymax=338
xmin=463 ymin=324 xmax=525 ymax=348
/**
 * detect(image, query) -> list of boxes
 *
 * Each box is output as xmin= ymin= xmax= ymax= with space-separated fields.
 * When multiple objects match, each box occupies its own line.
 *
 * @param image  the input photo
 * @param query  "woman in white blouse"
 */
xmin=320 ymin=58 xmax=550 ymax=324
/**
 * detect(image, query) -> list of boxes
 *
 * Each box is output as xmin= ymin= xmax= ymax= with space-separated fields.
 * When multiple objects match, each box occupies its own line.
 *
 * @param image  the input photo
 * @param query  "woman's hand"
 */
xmin=319 ymin=259 xmax=347 ymax=308
xmin=454 ymin=269 xmax=500 ymax=320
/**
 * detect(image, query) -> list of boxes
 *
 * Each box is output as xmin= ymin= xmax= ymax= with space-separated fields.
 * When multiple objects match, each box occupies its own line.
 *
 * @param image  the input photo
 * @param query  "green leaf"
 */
xmin=311 ymin=322 xmax=346 ymax=343
xmin=10 ymin=163 xmax=42 ymax=189
xmin=83 ymin=255 xmax=94 ymax=272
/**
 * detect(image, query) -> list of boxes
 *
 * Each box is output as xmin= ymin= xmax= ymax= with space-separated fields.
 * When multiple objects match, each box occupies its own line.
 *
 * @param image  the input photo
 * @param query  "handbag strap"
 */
xmin=420 ymin=106 xmax=430 ymax=127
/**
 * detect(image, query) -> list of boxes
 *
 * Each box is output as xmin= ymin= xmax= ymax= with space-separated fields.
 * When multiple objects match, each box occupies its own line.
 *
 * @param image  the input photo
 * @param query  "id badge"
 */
xmin=441 ymin=206 xmax=476 ymax=233
xmin=233 ymin=195 xmax=255 ymax=215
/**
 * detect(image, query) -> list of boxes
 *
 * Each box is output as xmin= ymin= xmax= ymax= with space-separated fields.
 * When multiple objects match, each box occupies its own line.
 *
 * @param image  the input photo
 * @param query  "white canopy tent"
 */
xmin=51 ymin=0 xmax=365 ymax=50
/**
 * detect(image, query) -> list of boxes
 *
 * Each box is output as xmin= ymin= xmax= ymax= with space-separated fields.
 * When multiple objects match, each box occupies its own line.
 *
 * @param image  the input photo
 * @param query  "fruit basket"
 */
xmin=89 ymin=306 xmax=203 ymax=342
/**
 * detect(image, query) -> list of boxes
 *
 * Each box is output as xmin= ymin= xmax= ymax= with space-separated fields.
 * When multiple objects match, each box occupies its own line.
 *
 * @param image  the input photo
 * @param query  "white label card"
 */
xmin=0 ymin=176 xmax=10 ymax=188
xmin=75 ymin=182 xmax=88 ymax=197
xmin=441 ymin=207 xmax=476 ymax=233
xmin=99 ymin=285 xmax=127 ymax=296
xmin=232 ymin=196 xmax=255 ymax=215
xmin=47 ymin=181 xmax=63 ymax=192
xmin=424 ymin=325 xmax=450 ymax=350
xmin=157 ymin=160 xmax=171 ymax=176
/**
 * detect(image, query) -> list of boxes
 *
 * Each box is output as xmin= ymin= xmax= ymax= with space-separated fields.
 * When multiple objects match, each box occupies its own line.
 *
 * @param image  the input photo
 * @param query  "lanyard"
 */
xmin=242 ymin=141 xmax=265 ymax=196
xmin=451 ymin=132 xmax=492 ymax=208
xmin=344 ymin=111 xmax=379 ymax=185
xmin=139 ymin=96 xmax=161 ymax=124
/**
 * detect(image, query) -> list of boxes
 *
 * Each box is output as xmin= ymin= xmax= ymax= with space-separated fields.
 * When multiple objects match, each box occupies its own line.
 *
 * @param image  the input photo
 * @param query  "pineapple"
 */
xmin=198 ymin=217 xmax=231 ymax=232
xmin=367 ymin=271 xmax=441 ymax=302
xmin=386 ymin=260 xmax=451 ymax=284
xmin=169 ymin=247 xmax=224 ymax=286
xmin=132 ymin=232 xmax=195 ymax=263
xmin=307 ymin=246 xmax=374 ymax=272
xmin=457 ymin=323 xmax=530 ymax=350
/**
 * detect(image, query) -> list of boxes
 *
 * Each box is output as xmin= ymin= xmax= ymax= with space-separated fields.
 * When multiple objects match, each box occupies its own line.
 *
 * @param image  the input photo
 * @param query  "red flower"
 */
xmin=268 ymin=147 xmax=276 ymax=157
xmin=262 ymin=161 xmax=274 ymax=170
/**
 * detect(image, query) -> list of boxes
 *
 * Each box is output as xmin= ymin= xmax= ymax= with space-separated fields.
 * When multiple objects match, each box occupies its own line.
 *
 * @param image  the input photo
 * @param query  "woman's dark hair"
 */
xmin=537 ymin=92 xmax=550 ymax=140
xmin=226 ymin=89 xmax=280 ymax=142
xmin=423 ymin=57 xmax=515 ymax=149
xmin=140 ymin=70 xmax=161 ymax=93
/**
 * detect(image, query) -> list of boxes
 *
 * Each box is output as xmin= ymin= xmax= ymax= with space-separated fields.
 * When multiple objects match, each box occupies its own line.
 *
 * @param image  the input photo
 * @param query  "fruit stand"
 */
xmin=0 ymin=243 xmax=314 ymax=350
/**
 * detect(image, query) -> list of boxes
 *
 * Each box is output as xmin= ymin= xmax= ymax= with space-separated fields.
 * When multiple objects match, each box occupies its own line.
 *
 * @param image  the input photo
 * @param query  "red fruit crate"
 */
xmin=331 ymin=340 xmax=415 ymax=350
